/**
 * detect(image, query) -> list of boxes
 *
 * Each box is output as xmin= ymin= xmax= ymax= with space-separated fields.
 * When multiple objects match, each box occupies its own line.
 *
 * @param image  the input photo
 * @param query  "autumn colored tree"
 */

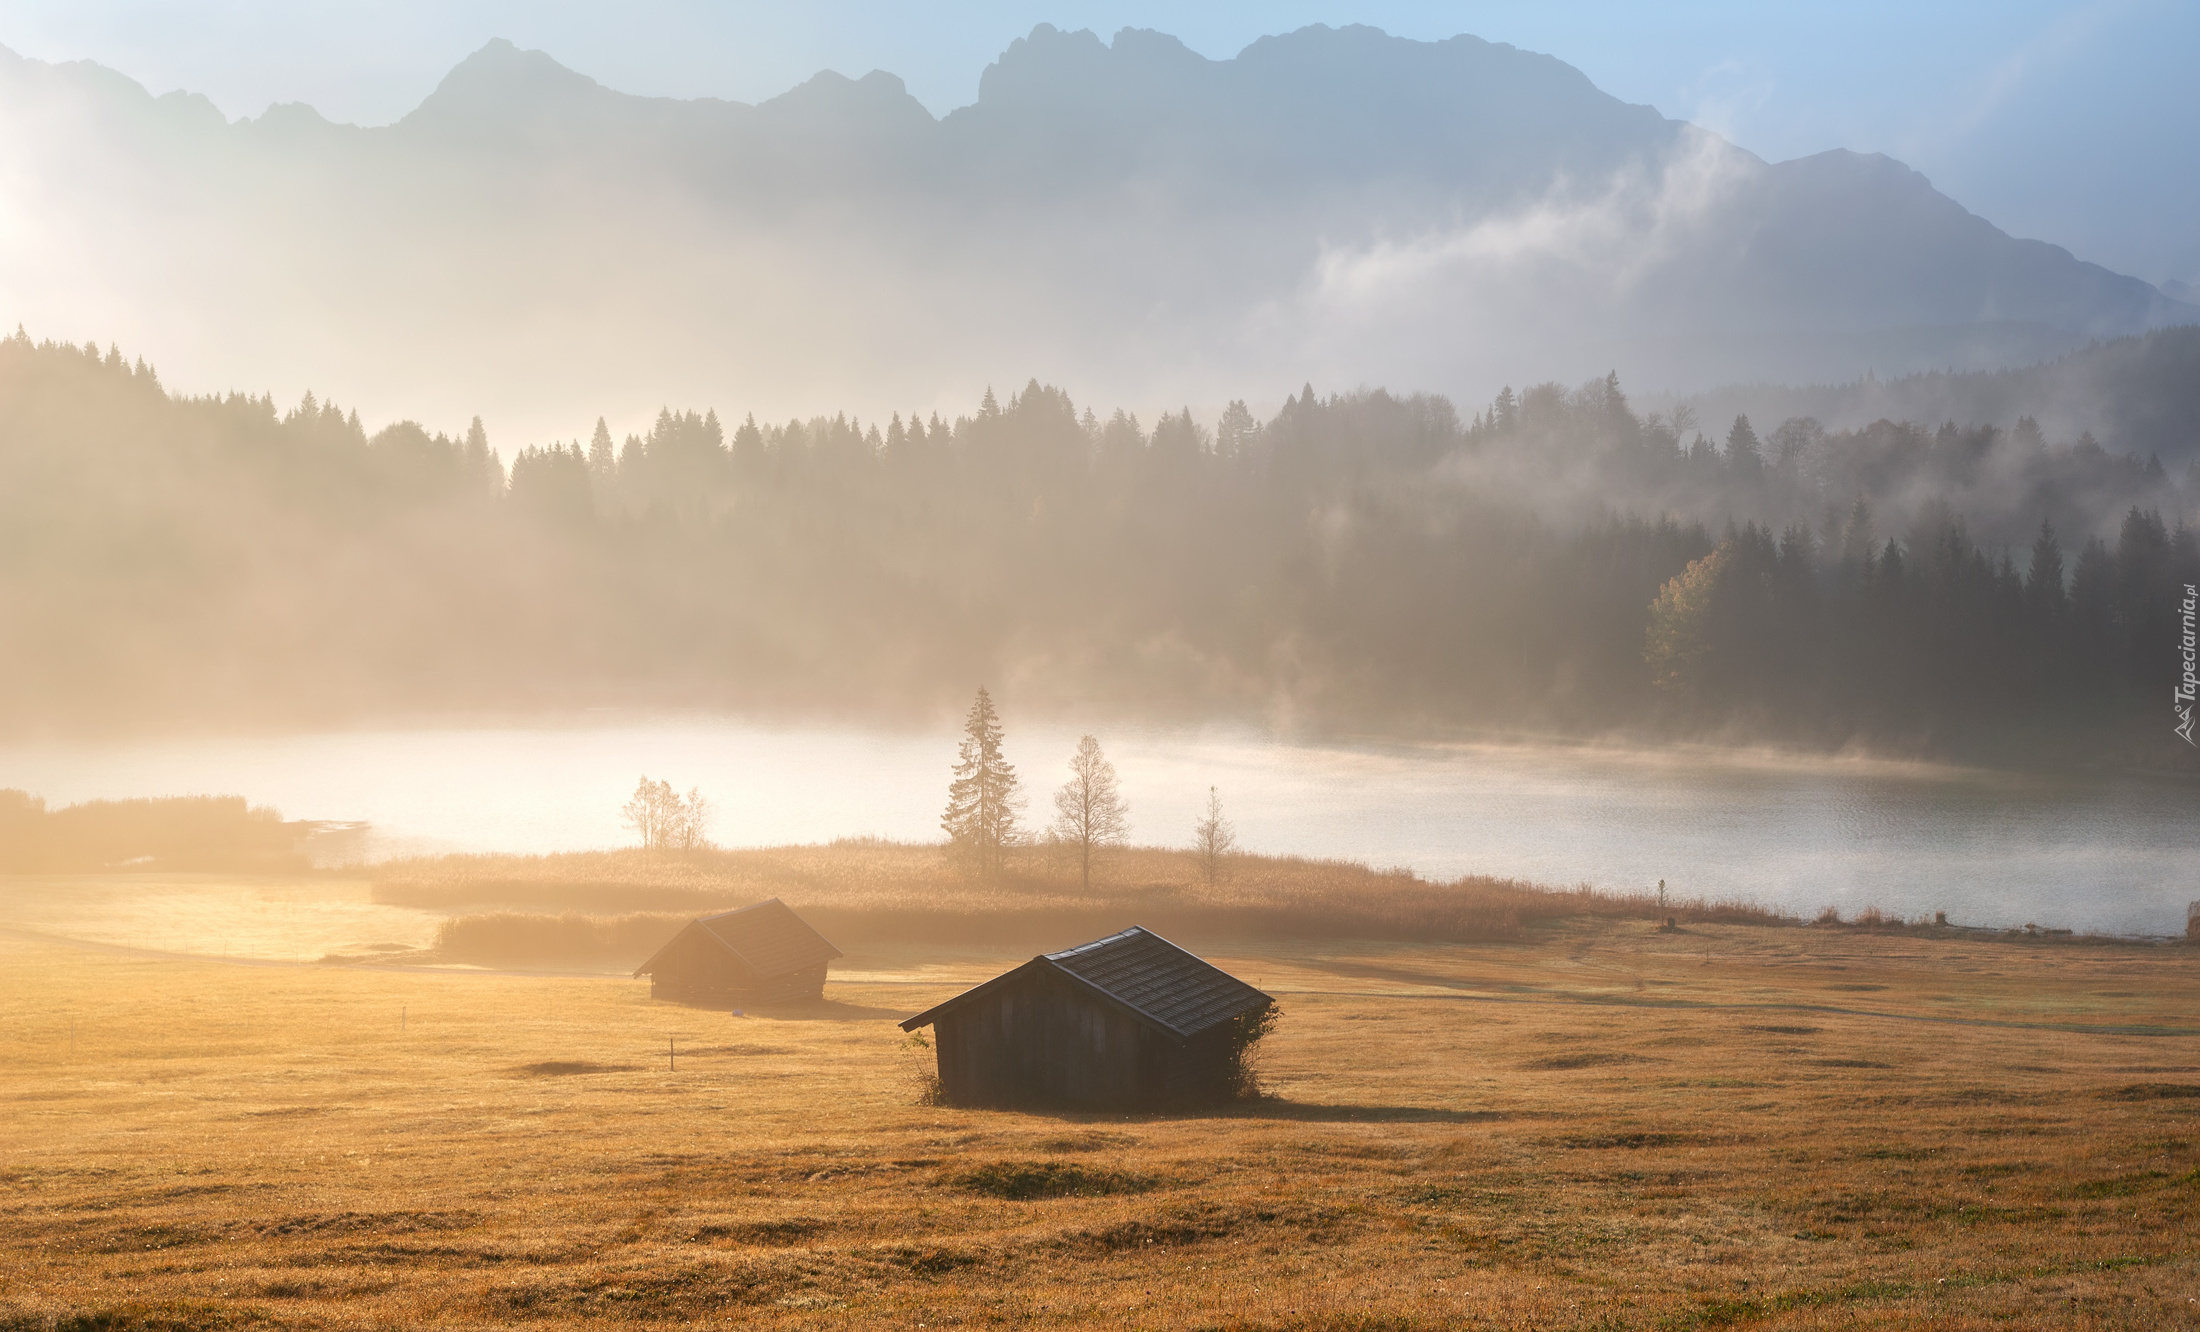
xmin=1646 ymin=542 xmax=1731 ymax=698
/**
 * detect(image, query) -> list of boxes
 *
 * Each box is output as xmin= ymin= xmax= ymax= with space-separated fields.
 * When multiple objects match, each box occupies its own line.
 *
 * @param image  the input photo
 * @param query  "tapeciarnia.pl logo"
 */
xmin=2178 ymin=582 xmax=2198 ymax=745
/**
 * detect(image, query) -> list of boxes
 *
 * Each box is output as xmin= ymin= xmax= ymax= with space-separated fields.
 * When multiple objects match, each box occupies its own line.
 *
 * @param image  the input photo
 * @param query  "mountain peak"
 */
xmin=0 ymin=20 xmax=2175 ymax=417
xmin=1105 ymin=27 xmax=1208 ymax=69
xmin=400 ymin=39 xmax=609 ymax=132
xmin=759 ymin=67 xmax=934 ymax=129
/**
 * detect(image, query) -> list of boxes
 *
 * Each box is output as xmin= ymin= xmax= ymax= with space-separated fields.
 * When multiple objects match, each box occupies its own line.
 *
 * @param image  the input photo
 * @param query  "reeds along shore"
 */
xmin=379 ymin=842 xmax=1785 ymax=969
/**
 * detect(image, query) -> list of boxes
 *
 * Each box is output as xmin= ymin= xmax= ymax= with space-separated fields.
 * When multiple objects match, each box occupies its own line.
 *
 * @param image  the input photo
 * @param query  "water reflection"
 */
xmin=4 ymin=721 xmax=2194 ymax=935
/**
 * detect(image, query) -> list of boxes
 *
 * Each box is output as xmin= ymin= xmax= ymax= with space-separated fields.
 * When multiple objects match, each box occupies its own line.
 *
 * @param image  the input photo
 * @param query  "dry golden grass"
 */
xmin=429 ymin=912 xmax=693 ymax=970
xmin=3 ymin=920 xmax=2198 ymax=1330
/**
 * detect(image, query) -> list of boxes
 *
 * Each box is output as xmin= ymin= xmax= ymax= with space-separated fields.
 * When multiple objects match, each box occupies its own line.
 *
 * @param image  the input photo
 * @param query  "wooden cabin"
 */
xmin=899 ymin=926 xmax=1274 ymax=1110
xmin=633 ymin=899 xmax=841 ymax=1007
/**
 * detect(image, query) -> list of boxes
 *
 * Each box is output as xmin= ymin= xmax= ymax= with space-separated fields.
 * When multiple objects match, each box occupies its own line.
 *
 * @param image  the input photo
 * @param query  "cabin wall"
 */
xmin=647 ymin=927 xmax=830 ymax=1007
xmin=933 ymin=969 xmax=1230 ymax=1109
xmin=1166 ymin=1023 xmax=1249 ymax=1103
xmin=650 ymin=927 xmax=756 ymax=1005
xmin=750 ymin=963 xmax=829 ymax=1004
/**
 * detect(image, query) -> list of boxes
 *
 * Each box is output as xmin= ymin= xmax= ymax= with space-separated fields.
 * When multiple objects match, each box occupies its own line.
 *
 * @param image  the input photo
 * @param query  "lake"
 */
xmin=4 ymin=719 xmax=2195 ymax=936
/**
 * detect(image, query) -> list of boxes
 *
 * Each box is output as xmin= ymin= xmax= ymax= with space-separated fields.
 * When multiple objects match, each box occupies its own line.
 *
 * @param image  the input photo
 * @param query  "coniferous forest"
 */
xmin=4 ymin=327 xmax=2195 ymax=767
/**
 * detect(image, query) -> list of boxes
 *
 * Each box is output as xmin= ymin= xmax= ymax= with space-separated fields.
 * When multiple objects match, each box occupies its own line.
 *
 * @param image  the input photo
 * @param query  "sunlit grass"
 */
xmin=0 ymin=872 xmax=429 ymax=961
xmin=2 ymin=921 xmax=2195 ymax=1328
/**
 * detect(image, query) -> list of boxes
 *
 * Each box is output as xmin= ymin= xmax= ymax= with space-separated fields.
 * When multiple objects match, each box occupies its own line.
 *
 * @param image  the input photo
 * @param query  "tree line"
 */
xmin=0 ymin=789 xmax=319 ymax=873
xmin=4 ymin=327 xmax=2196 ymax=765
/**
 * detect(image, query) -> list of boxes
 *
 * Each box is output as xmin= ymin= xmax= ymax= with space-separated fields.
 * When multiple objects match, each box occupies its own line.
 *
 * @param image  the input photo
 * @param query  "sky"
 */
xmin=2 ymin=0 xmax=2194 ymax=289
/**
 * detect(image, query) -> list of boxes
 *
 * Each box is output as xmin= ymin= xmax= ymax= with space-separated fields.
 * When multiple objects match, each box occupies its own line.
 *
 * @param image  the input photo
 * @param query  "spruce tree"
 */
xmin=1216 ymin=399 xmax=1257 ymax=459
xmin=1491 ymin=385 xmax=1518 ymax=433
xmin=587 ymin=417 xmax=616 ymax=486
xmin=2026 ymin=520 xmax=2066 ymax=611
xmin=462 ymin=415 xmax=504 ymax=495
xmin=1725 ymin=415 xmax=1763 ymax=479
xmin=942 ymin=687 xmax=1021 ymax=877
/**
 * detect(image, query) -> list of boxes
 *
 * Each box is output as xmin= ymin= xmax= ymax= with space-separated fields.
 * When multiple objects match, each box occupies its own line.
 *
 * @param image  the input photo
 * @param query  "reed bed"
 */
xmin=388 ymin=842 xmax=1791 ymax=968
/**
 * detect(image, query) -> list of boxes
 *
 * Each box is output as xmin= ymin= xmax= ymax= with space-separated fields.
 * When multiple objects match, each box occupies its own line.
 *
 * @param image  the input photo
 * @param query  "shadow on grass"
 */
xmin=944 ymin=1099 xmax=1505 ymax=1124
xmin=1219 ymin=1099 xmax=1508 ymax=1124
xmin=725 ymin=998 xmax=909 ymax=1022
xmin=1307 ymin=959 xmax=1538 ymax=992
xmin=509 ymin=1060 xmax=642 ymax=1077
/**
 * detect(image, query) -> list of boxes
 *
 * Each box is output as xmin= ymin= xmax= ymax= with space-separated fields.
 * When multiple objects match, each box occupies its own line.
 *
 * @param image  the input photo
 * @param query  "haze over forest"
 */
xmin=7 ymin=326 xmax=2196 ymax=768
xmin=3 ymin=19 xmax=2198 ymax=770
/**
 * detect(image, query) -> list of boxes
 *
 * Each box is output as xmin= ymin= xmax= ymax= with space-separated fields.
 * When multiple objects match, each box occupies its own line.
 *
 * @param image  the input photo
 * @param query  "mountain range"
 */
xmin=0 ymin=24 xmax=2189 ymax=441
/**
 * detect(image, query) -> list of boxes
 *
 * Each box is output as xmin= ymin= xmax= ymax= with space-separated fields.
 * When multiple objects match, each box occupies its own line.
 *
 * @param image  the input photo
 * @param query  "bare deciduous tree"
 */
xmin=1050 ymin=734 xmax=1128 ymax=892
xmin=672 ymin=786 xmax=712 ymax=852
xmin=1192 ymin=785 xmax=1237 ymax=884
xmin=622 ymin=776 xmax=711 ymax=854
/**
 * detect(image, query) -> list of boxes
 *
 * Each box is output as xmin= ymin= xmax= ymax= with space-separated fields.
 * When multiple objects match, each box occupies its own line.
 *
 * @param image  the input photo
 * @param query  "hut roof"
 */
xmin=899 ymin=926 xmax=1270 ymax=1039
xmin=633 ymin=898 xmax=841 ymax=979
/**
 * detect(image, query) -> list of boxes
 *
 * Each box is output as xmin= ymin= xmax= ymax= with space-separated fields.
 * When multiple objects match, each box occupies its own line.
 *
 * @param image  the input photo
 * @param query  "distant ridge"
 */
xmin=1677 ymin=325 xmax=2200 ymax=460
xmin=0 ymin=25 xmax=2188 ymax=436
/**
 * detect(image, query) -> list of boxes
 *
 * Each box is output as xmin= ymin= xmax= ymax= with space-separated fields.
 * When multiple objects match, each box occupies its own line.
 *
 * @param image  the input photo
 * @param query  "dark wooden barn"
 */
xmin=899 ymin=926 xmax=1274 ymax=1110
xmin=633 ymin=899 xmax=841 ymax=1007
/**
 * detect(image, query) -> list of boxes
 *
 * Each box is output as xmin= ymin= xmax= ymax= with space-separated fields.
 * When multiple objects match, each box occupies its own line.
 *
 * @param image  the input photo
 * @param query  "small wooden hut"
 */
xmin=633 ymin=899 xmax=841 ymax=1007
xmin=899 ymin=926 xmax=1274 ymax=1110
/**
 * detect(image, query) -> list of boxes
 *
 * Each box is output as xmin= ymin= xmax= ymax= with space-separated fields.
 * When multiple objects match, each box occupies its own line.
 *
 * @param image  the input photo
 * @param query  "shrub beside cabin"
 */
xmin=900 ymin=927 xmax=1275 ymax=1110
xmin=634 ymin=899 xmax=841 ymax=1006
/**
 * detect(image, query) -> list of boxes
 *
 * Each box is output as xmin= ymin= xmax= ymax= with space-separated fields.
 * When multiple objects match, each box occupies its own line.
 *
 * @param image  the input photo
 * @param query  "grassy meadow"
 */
xmin=3 ymin=914 xmax=2198 ymax=1330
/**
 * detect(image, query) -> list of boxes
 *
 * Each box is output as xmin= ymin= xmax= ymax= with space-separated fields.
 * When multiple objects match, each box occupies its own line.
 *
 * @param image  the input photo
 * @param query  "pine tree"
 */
xmin=1216 ymin=399 xmax=1258 ymax=460
xmin=1050 ymin=734 xmax=1128 ymax=892
xmin=1491 ymin=385 xmax=1518 ymax=434
xmin=463 ymin=416 xmax=504 ymax=495
xmin=2026 ymin=520 xmax=2066 ymax=611
xmin=1839 ymin=497 xmax=1876 ymax=570
xmin=1725 ymin=415 xmax=1763 ymax=479
xmin=1600 ymin=370 xmax=1638 ymax=445
xmin=732 ymin=413 xmax=766 ymax=475
xmin=587 ymin=417 xmax=616 ymax=486
xmin=942 ymin=687 xmax=1021 ymax=877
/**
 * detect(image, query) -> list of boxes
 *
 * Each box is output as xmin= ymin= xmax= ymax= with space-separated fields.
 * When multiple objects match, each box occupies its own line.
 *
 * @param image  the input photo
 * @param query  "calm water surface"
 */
xmin=6 ymin=721 xmax=2195 ymax=936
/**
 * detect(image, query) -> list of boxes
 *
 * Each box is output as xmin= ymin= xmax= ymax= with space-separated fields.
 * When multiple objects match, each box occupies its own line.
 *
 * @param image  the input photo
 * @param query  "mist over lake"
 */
xmin=8 ymin=720 xmax=2192 ymax=937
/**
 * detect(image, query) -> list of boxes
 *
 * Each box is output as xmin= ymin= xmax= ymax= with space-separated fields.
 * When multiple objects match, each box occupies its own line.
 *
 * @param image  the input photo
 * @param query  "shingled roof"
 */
xmin=633 ymin=898 xmax=841 ymax=979
xmin=900 ymin=926 xmax=1270 ymax=1038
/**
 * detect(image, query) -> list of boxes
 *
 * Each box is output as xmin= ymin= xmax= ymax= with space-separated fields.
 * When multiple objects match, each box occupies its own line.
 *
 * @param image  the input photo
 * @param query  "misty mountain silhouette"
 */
xmin=0 ymin=25 xmax=2188 ymax=435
